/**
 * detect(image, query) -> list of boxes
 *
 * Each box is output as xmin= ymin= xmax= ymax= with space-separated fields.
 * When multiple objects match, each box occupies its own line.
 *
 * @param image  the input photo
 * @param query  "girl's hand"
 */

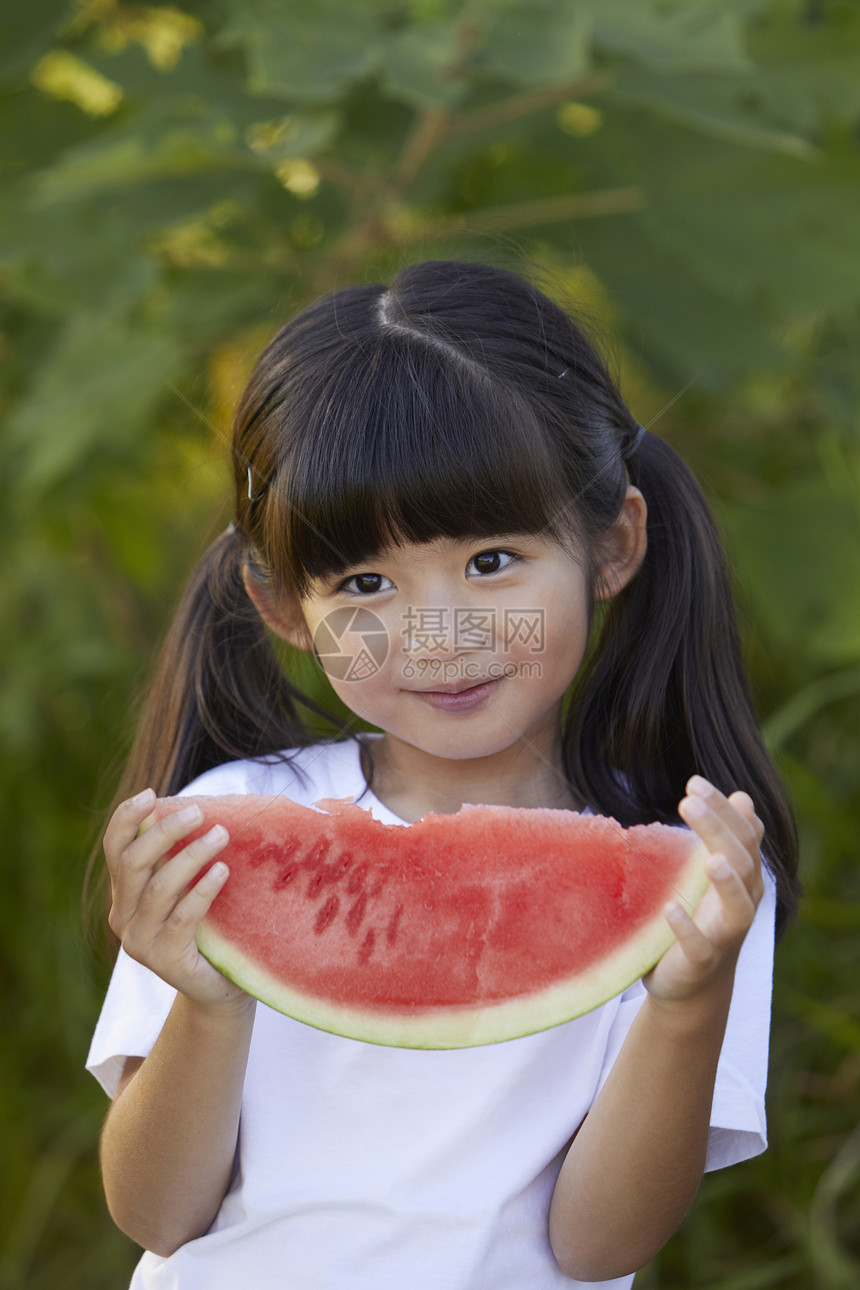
xmin=644 ymin=775 xmax=765 ymax=1007
xmin=104 ymin=789 xmax=248 ymax=1010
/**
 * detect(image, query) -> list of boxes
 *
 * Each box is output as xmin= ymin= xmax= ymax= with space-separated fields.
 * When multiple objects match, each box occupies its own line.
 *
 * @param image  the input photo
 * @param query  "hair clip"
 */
xmin=247 ymin=465 xmax=256 ymax=501
xmin=557 ymin=366 xmax=569 ymax=379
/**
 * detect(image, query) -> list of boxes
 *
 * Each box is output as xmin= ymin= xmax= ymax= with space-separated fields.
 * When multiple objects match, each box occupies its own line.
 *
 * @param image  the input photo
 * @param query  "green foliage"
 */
xmin=1 ymin=1 xmax=858 ymax=1285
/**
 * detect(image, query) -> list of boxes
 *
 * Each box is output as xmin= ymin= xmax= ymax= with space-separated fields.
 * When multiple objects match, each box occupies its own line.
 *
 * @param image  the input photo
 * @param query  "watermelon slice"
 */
xmin=154 ymin=795 xmax=708 ymax=1048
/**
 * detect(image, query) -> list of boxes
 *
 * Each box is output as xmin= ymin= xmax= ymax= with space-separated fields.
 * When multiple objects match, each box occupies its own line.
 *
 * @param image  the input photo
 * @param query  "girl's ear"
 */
xmin=242 ymin=567 xmax=314 ymax=652
xmin=594 ymin=485 xmax=648 ymax=602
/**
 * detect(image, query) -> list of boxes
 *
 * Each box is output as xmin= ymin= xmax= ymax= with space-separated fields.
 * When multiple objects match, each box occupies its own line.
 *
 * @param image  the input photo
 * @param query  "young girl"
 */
xmin=88 ymin=260 xmax=798 ymax=1289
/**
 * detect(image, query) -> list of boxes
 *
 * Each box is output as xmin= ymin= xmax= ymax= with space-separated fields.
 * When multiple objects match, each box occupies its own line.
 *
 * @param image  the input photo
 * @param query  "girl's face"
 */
xmin=252 ymin=491 xmax=646 ymax=773
xmin=299 ymin=532 xmax=592 ymax=763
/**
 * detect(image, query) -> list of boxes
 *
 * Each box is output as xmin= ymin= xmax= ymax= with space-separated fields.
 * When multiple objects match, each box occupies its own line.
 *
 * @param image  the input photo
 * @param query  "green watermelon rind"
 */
xmin=195 ymin=844 xmax=710 ymax=1049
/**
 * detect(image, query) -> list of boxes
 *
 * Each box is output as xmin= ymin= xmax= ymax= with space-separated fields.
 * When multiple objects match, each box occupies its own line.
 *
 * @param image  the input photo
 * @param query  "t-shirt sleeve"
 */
xmin=595 ymin=864 xmax=776 ymax=1173
xmin=703 ymin=866 xmax=775 ymax=1170
xmin=86 ymin=947 xmax=178 ymax=1098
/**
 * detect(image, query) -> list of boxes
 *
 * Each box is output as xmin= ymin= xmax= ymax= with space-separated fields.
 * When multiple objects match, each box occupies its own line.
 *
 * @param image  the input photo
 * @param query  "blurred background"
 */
xmin=1 ymin=1 xmax=859 ymax=1286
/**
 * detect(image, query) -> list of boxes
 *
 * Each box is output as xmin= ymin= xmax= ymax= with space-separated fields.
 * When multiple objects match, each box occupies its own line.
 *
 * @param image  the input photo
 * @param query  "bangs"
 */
xmin=265 ymin=337 xmax=578 ymax=597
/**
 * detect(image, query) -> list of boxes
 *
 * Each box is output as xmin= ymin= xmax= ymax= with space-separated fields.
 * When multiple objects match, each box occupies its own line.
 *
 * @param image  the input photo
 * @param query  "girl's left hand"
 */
xmin=645 ymin=775 xmax=766 ymax=1006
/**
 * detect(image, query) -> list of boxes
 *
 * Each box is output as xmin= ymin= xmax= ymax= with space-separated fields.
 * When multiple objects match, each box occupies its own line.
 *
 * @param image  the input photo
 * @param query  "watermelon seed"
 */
xmin=346 ymin=862 xmax=368 ymax=895
xmin=306 ymin=862 xmax=348 ymax=896
xmin=358 ymin=927 xmax=376 ymax=963
xmin=314 ymin=895 xmax=340 ymax=934
xmin=346 ymin=893 xmax=367 ymax=936
xmin=251 ymin=838 xmax=297 ymax=869
xmin=306 ymin=837 xmax=330 ymax=866
xmin=386 ymin=904 xmax=403 ymax=945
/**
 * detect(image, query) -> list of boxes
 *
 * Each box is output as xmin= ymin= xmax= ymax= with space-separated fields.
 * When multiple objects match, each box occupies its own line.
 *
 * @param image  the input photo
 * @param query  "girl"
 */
xmin=88 ymin=260 xmax=798 ymax=1289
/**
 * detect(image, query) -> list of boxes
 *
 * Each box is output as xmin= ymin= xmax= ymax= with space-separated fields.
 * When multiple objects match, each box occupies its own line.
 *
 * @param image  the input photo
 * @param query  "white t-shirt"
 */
xmin=88 ymin=736 xmax=776 ymax=1290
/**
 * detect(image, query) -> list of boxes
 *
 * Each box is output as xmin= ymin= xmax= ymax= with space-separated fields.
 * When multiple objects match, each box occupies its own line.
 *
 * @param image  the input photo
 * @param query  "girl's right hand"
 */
xmin=104 ymin=788 xmax=248 ymax=1010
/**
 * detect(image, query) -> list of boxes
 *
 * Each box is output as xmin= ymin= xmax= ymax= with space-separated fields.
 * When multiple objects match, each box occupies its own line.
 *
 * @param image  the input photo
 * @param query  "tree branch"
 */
xmin=449 ymin=73 xmax=611 ymax=137
xmin=413 ymin=186 xmax=645 ymax=237
xmin=392 ymin=107 xmax=452 ymax=194
xmin=313 ymin=157 xmax=370 ymax=198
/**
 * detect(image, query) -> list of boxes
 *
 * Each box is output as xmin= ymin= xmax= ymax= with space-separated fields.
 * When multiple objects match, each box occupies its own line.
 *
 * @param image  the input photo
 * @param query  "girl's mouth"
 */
xmin=410 ymin=678 xmax=502 ymax=712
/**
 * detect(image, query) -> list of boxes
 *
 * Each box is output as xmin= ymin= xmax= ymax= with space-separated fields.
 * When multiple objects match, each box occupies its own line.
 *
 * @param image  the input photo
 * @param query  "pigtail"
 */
xmin=568 ymin=432 xmax=800 ymax=934
xmin=121 ymin=529 xmax=346 ymax=798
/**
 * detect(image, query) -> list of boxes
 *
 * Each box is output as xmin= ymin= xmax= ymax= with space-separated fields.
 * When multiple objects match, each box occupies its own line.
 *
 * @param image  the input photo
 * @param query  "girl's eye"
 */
xmin=467 ymin=550 xmax=519 ymax=577
xmin=339 ymin=572 xmax=393 ymax=596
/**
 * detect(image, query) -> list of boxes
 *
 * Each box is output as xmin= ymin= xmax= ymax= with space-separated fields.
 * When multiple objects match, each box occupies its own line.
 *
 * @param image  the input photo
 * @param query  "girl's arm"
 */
xmin=98 ymin=791 xmax=256 ymax=1257
xmin=548 ymin=777 xmax=766 ymax=1282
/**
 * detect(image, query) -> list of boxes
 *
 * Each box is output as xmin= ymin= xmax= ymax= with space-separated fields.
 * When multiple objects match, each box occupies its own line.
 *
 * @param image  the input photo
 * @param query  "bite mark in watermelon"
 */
xmin=156 ymin=795 xmax=709 ymax=1048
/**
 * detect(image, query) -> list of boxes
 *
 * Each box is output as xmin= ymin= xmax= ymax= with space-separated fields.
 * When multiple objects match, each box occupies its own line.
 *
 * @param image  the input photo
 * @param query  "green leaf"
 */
xmin=25 ymin=42 xmax=340 ymax=203
xmin=599 ymin=105 xmax=860 ymax=314
xmin=0 ymin=0 xmax=70 ymax=86
xmin=6 ymin=319 xmax=186 ymax=490
xmin=573 ymin=210 xmax=784 ymax=384
xmin=32 ymin=127 xmax=239 ymax=203
xmin=380 ymin=19 xmax=471 ymax=109
xmin=220 ymin=0 xmax=383 ymax=101
xmin=477 ymin=0 xmax=593 ymax=89
xmin=0 ymin=191 xmax=157 ymax=315
xmin=609 ymin=66 xmax=819 ymax=160
xmin=590 ymin=0 xmax=754 ymax=73
xmin=0 ymin=84 xmax=101 ymax=176
xmin=723 ymin=477 xmax=860 ymax=663
xmin=748 ymin=0 xmax=860 ymax=135
xmin=763 ymin=667 xmax=860 ymax=748
xmin=781 ymin=989 xmax=860 ymax=1052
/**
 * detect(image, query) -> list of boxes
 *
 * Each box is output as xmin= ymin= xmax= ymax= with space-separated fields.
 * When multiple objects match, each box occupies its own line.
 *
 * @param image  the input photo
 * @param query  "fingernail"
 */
xmin=683 ymin=796 xmax=707 ymax=819
xmin=178 ymin=805 xmax=202 ymax=825
xmin=688 ymin=776 xmax=712 ymax=798
xmin=131 ymin=788 xmax=155 ymax=807
xmin=205 ymin=825 xmax=227 ymax=844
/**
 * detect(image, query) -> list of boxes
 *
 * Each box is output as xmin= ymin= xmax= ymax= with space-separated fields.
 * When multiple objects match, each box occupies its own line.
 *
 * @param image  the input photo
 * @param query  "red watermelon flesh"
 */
xmin=154 ymin=794 xmax=709 ymax=1048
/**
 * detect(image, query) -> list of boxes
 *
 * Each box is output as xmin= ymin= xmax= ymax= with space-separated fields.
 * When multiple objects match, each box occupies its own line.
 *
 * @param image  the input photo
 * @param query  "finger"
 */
xmin=678 ymin=794 xmax=753 ymax=869
xmin=109 ymin=804 xmax=212 ymax=931
xmin=663 ymin=901 xmax=718 ymax=970
xmin=135 ymin=825 xmax=230 ymax=927
xmin=121 ymin=857 xmax=230 ymax=971
xmin=707 ymin=851 xmax=761 ymax=932
xmin=128 ymin=802 xmax=213 ymax=871
xmin=103 ymin=788 xmax=157 ymax=876
xmin=684 ymin=776 xmax=762 ymax=854
xmin=680 ymin=802 xmax=765 ymax=910
xmin=158 ymin=858 xmax=231 ymax=948
xmin=679 ymin=786 xmax=762 ymax=883
xmin=727 ymin=790 xmax=765 ymax=847
xmin=667 ymin=853 xmax=758 ymax=961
